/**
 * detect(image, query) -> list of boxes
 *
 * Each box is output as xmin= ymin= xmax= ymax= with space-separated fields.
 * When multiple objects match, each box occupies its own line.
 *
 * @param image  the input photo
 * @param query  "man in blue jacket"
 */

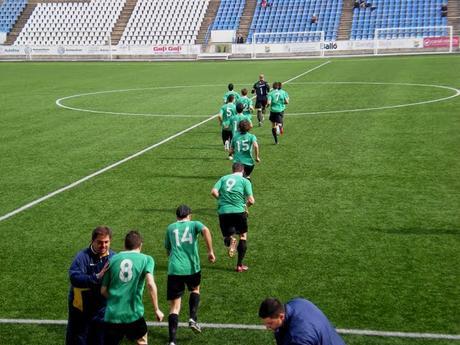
xmin=259 ymin=297 xmax=346 ymax=345
xmin=66 ymin=226 xmax=115 ymax=345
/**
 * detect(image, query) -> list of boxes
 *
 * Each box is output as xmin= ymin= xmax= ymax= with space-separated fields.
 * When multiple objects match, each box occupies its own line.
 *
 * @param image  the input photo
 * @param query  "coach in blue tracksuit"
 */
xmin=66 ymin=226 xmax=115 ymax=345
xmin=259 ymin=297 xmax=346 ymax=345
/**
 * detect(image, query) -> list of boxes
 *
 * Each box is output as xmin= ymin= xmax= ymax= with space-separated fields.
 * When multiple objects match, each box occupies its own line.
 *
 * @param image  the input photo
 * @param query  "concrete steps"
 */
xmin=111 ymin=0 xmax=138 ymax=45
xmin=237 ymin=0 xmax=257 ymax=43
xmin=337 ymin=2 xmax=353 ymax=40
xmin=196 ymin=0 xmax=221 ymax=45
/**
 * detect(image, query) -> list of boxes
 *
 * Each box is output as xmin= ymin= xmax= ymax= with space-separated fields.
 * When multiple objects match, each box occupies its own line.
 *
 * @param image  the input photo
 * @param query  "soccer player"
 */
xmin=218 ymin=94 xmax=237 ymax=155
xmin=66 ymin=226 xmax=115 ymax=345
xmin=239 ymin=88 xmax=254 ymax=121
xmin=165 ymin=205 xmax=216 ymax=345
xmin=229 ymin=103 xmax=252 ymax=138
xmin=101 ymin=230 xmax=164 ymax=345
xmin=223 ymin=83 xmax=240 ymax=104
xmin=252 ymin=74 xmax=270 ymax=126
xmin=211 ymin=162 xmax=255 ymax=272
xmin=229 ymin=119 xmax=260 ymax=179
xmin=259 ymin=297 xmax=346 ymax=345
xmin=267 ymin=81 xmax=289 ymax=145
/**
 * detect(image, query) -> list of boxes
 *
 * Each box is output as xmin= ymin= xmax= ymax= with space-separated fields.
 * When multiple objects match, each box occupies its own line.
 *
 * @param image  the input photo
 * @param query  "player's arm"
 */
xmin=253 ymin=141 xmax=260 ymax=162
xmin=284 ymin=95 xmax=289 ymax=105
xmin=146 ymin=273 xmax=164 ymax=321
xmin=247 ymin=195 xmax=255 ymax=207
xmin=201 ymin=226 xmax=216 ymax=263
xmin=211 ymin=188 xmax=219 ymax=199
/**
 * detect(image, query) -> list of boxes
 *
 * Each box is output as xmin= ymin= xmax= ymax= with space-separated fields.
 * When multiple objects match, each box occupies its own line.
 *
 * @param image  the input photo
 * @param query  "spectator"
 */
xmin=360 ymin=0 xmax=366 ymax=9
xmin=311 ymin=14 xmax=318 ymax=24
xmin=441 ymin=3 xmax=448 ymax=17
xmin=259 ymin=297 xmax=346 ymax=345
xmin=353 ymin=0 xmax=359 ymax=9
xmin=66 ymin=226 xmax=115 ymax=345
xmin=261 ymin=0 xmax=267 ymax=8
xmin=237 ymin=34 xmax=244 ymax=44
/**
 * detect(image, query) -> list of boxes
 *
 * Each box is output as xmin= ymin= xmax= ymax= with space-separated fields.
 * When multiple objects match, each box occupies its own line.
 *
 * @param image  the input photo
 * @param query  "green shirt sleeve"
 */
xmin=101 ymin=264 xmax=110 ymax=287
xmin=145 ymin=255 xmax=154 ymax=275
xmin=213 ymin=178 xmax=222 ymax=191
xmin=194 ymin=221 xmax=205 ymax=235
xmin=244 ymin=178 xmax=253 ymax=197
xmin=165 ymin=227 xmax=171 ymax=251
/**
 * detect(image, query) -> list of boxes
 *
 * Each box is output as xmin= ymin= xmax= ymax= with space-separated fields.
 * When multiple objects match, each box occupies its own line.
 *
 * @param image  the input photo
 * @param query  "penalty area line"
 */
xmin=0 ymin=61 xmax=330 ymax=223
xmin=0 ymin=319 xmax=459 ymax=340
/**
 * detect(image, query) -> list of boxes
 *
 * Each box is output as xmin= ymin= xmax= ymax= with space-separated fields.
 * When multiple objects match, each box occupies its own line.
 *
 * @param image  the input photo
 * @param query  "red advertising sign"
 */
xmin=423 ymin=36 xmax=459 ymax=48
xmin=152 ymin=45 xmax=183 ymax=54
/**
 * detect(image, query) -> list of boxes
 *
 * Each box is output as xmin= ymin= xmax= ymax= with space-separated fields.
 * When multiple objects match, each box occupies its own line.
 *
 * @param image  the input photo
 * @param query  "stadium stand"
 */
xmin=212 ymin=0 xmax=246 ymax=31
xmin=350 ymin=0 xmax=449 ymax=40
xmin=118 ymin=0 xmax=209 ymax=46
xmin=247 ymin=0 xmax=343 ymax=43
xmin=0 ymin=0 xmax=27 ymax=34
xmin=14 ymin=0 xmax=125 ymax=46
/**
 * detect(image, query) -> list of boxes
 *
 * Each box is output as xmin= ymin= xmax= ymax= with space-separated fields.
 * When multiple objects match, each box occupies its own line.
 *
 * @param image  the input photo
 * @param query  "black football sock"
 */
xmin=168 ymin=313 xmax=179 ymax=343
xmin=189 ymin=292 xmax=200 ymax=321
xmin=272 ymin=128 xmax=278 ymax=143
xmin=237 ymin=240 xmax=247 ymax=266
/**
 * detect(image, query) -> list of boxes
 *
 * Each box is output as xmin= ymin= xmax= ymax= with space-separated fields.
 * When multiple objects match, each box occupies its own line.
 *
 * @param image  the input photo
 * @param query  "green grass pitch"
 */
xmin=0 ymin=55 xmax=459 ymax=345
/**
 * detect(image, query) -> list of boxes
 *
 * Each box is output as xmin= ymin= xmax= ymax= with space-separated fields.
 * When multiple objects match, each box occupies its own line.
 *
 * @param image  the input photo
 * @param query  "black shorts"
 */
xmin=222 ymin=129 xmax=232 ymax=144
xmin=255 ymin=98 xmax=268 ymax=109
xmin=167 ymin=272 xmax=201 ymax=300
xmin=243 ymin=164 xmax=254 ymax=177
xmin=269 ymin=111 xmax=284 ymax=124
xmin=104 ymin=317 xmax=147 ymax=345
xmin=219 ymin=212 xmax=248 ymax=237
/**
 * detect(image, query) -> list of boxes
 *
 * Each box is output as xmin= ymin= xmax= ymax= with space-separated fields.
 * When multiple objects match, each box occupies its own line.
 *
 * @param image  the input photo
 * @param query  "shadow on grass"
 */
xmin=370 ymin=227 xmax=460 ymax=236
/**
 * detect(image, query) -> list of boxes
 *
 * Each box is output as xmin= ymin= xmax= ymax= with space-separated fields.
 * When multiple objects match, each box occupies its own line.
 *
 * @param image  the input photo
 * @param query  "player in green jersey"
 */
xmin=222 ymin=83 xmax=240 ymax=104
xmin=101 ymin=231 xmax=164 ymax=345
xmin=211 ymin=163 xmax=255 ymax=272
xmin=230 ymin=120 xmax=260 ymax=179
xmin=267 ymin=81 xmax=290 ymax=144
xmin=165 ymin=205 xmax=216 ymax=345
xmin=239 ymin=88 xmax=254 ymax=120
xmin=218 ymin=94 xmax=237 ymax=157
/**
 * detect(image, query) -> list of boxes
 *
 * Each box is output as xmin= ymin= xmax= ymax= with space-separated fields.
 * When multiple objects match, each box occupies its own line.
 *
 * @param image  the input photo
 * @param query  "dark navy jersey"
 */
xmin=275 ymin=298 xmax=345 ymax=345
xmin=252 ymin=80 xmax=270 ymax=99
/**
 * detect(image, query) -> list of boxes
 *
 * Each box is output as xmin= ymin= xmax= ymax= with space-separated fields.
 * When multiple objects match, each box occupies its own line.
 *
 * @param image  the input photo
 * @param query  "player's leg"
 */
xmin=236 ymin=232 xmax=248 ymax=272
xmin=219 ymin=214 xmax=238 ymax=257
xmin=167 ymin=275 xmax=185 ymax=345
xmin=125 ymin=318 xmax=148 ymax=345
xmin=235 ymin=213 xmax=249 ymax=272
xmin=66 ymin=305 xmax=90 ymax=345
xmin=243 ymin=164 xmax=254 ymax=180
xmin=255 ymin=99 xmax=263 ymax=126
xmin=186 ymin=273 xmax=202 ymax=334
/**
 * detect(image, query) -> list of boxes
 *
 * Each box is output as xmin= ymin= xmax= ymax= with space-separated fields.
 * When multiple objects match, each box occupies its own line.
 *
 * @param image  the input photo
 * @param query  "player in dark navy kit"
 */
xmin=259 ymin=298 xmax=346 ymax=345
xmin=252 ymin=74 xmax=270 ymax=126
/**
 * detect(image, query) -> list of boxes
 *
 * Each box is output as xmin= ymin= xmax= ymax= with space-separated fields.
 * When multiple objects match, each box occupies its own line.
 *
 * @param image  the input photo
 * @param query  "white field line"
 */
xmin=287 ymin=81 xmax=460 ymax=116
xmin=0 ymin=319 xmax=459 ymax=340
xmin=0 ymin=61 xmax=331 ymax=223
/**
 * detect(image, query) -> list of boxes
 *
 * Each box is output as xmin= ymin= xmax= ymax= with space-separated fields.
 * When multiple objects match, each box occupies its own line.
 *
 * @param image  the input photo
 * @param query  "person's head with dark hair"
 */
xmin=124 ymin=230 xmax=143 ymax=251
xmin=272 ymin=82 xmax=278 ymax=90
xmin=277 ymin=82 xmax=282 ymax=90
xmin=238 ymin=119 xmax=251 ymax=134
xmin=91 ymin=226 xmax=112 ymax=256
xmin=236 ymin=102 xmax=244 ymax=114
xmin=232 ymin=162 xmax=244 ymax=173
xmin=259 ymin=298 xmax=286 ymax=330
xmin=228 ymin=83 xmax=234 ymax=91
xmin=176 ymin=204 xmax=192 ymax=220
xmin=227 ymin=94 xmax=235 ymax=103
xmin=241 ymin=88 xmax=248 ymax=96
